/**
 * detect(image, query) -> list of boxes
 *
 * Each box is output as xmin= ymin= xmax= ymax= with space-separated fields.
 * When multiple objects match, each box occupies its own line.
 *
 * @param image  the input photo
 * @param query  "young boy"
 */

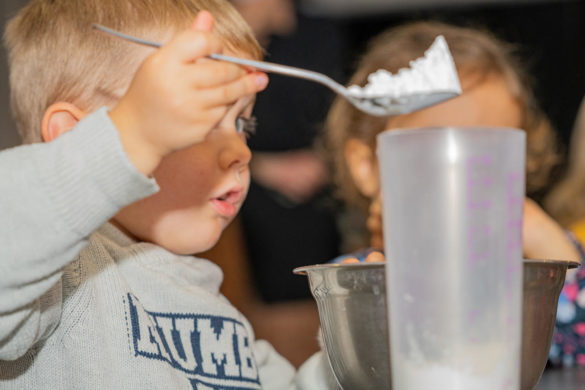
xmin=0 ymin=0 xmax=331 ymax=388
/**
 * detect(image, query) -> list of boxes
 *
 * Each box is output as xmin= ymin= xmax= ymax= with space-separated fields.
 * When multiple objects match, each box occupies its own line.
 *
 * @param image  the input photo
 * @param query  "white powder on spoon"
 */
xmin=347 ymin=35 xmax=461 ymax=102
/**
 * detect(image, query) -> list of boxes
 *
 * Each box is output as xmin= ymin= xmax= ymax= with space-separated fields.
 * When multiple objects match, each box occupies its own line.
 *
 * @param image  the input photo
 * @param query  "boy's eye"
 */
xmin=235 ymin=116 xmax=257 ymax=138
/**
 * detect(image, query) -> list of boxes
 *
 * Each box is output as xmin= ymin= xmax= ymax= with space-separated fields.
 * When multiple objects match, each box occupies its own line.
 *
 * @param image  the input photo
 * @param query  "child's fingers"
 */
xmin=189 ymin=60 xmax=248 ymax=88
xmin=192 ymin=10 xmax=214 ymax=32
xmin=341 ymin=257 xmax=360 ymax=264
xmin=364 ymin=251 xmax=385 ymax=262
xmin=199 ymin=72 xmax=268 ymax=107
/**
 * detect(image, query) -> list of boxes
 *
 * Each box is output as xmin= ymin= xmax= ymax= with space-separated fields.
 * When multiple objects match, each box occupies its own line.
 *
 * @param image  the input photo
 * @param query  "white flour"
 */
xmin=393 ymin=343 xmax=519 ymax=390
xmin=347 ymin=35 xmax=461 ymax=100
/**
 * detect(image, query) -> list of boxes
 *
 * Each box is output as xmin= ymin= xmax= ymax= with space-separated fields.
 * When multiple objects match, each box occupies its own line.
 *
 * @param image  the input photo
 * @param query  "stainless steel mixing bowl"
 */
xmin=294 ymin=258 xmax=579 ymax=390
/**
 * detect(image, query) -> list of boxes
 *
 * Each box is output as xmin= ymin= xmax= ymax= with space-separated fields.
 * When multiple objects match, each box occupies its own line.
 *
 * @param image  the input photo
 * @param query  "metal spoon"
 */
xmin=93 ymin=24 xmax=459 ymax=117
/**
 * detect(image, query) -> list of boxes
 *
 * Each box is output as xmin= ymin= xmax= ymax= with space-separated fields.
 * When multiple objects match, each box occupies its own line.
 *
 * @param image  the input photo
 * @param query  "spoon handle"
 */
xmin=93 ymin=24 xmax=162 ymax=48
xmin=92 ymin=23 xmax=347 ymax=96
xmin=209 ymin=53 xmax=347 ymax=95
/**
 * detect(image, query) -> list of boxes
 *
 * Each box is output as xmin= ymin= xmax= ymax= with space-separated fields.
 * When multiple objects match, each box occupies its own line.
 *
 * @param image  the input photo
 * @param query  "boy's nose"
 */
xmin=219 ymin=133 xmax=252 ymax=171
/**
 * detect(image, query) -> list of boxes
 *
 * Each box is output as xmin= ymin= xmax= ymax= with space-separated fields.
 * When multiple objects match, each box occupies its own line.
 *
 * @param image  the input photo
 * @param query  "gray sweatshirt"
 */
xmin=0 ymin=108 xmax=332 ymax=389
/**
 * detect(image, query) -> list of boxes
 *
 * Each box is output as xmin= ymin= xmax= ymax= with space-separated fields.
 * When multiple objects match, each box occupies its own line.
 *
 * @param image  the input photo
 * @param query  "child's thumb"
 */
xmin=192 ymin=10 xmax=214 ymax=32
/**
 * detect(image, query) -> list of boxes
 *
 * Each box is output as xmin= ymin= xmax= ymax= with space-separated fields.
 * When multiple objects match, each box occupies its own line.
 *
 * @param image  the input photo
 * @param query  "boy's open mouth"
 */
xmin=210 ymin=189 xmax=243 ymax=217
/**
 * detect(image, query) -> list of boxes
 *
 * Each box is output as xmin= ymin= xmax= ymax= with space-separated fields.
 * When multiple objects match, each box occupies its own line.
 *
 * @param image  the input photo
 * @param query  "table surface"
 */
xmin=534 ymin=367 xmax=585 ymax=390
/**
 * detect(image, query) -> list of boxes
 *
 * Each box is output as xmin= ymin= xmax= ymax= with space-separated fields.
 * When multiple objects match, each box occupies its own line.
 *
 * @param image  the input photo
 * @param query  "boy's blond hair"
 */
xmin=4 ymin=0 xmax=262 ymax=144
xmin=324 ymin=21 xmax=560 ymax=213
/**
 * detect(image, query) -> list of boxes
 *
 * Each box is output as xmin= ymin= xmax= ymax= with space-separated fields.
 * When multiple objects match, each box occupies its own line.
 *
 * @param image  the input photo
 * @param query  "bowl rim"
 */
xmin=294 ymin=262 xmax=382 ymax=275
xmin=293 ymin=258 xmax=581 ymax=275
xmin=524 ymin=258 xmax=581 ymax=268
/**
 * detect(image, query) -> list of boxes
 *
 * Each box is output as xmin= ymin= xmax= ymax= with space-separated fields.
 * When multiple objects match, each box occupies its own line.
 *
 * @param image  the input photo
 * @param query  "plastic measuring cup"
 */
xmin=377 ymin=127 xmax=525 ymax=390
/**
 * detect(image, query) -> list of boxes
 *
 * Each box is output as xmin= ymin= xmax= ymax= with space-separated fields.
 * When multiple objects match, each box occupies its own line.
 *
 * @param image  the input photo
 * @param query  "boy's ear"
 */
xmin=344 ymin=138 xmax=379 ymax=198
xmin=41 ymin=102 xmax=87 ymax=142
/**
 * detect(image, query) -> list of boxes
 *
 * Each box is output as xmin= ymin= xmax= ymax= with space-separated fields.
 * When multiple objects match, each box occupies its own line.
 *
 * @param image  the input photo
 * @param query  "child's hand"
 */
xmin=110 ymin=10 xmax=269 ymax=176
xmin=341 ymin=251 xmax=385 ymax=264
